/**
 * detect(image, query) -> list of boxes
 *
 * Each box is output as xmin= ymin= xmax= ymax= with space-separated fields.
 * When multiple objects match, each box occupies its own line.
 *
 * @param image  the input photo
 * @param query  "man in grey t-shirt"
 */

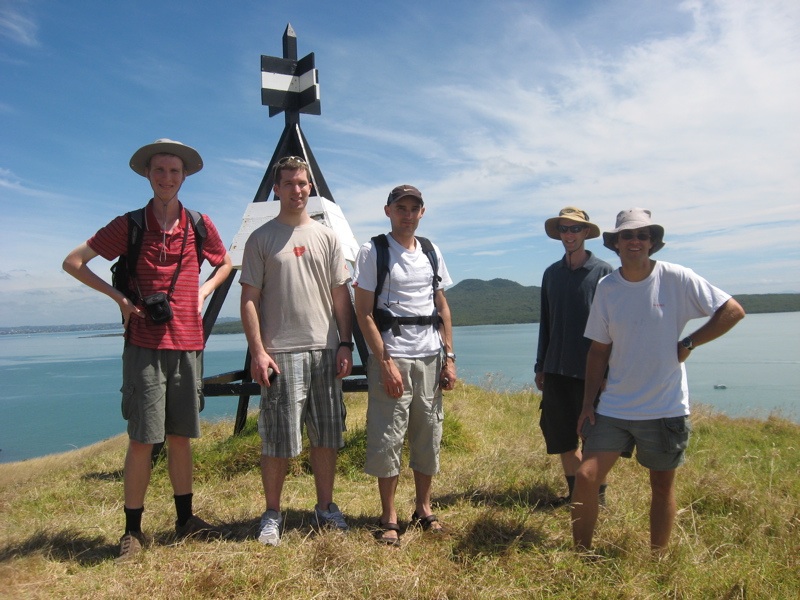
xmin=240 ymin=156 xmax=353 ymax=546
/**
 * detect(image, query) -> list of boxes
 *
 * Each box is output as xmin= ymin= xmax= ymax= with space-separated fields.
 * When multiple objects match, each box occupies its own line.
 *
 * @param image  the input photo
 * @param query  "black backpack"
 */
xmin=370 ymin=233 xmax=442 ymax=336
xmin=111 ymin=207 xmax=207 ymax=301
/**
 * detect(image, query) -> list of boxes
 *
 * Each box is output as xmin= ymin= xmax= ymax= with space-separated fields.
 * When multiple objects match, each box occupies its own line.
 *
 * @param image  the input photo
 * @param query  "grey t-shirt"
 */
xmin=239 ymin=219 xmax=350 ymax=353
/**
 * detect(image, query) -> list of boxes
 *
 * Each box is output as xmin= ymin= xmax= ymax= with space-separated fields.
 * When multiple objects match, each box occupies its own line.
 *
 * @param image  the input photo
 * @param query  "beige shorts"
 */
xmin=364 ymin=353 xmax=444 ymax=478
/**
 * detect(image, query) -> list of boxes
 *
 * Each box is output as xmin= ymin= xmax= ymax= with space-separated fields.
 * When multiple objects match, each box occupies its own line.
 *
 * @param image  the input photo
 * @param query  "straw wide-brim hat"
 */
xmin=129 ymin=138 xmax=203 ymax=177
xmin=544 ymin=206 xmax=600 ymax=240
xmin=602 ymin=207 xmax=666 ymax=255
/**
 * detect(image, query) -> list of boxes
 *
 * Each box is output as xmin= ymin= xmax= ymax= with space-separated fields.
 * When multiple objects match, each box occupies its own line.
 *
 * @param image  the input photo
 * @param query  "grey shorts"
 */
xmin=258 ymin=350 xmax=346 ymax=458
xmin=581 ymin=413 xmax=692 ymax=471
xmin=364 ymin=353 xmax=444 ymax=478
xmin=121 ymin=343 xmax=204 ymax=444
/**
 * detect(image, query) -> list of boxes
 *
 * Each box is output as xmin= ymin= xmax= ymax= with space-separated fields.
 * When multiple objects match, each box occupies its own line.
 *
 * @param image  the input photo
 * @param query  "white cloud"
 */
xmin=0 ymin=3 xmax=38 ymax=47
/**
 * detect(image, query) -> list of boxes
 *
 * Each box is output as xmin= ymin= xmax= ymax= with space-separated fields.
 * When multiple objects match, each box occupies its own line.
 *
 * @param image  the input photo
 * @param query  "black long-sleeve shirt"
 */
xmin=535 ymin=251 xmax=612 ymax=379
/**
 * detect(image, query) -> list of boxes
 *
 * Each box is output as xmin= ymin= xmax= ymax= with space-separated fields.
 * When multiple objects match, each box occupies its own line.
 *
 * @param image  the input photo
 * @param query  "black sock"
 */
xmin=566 ymin=476 xmax=575 ymax=500
xmin=124 ymin=506 xmax=144 ymax=534
xmin=174 ymin=493 xmax=193 ymax=527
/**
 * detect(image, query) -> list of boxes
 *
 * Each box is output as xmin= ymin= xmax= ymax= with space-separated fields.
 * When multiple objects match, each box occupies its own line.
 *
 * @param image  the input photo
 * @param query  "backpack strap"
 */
xmin=126 ymin=208 xmax=146 ymax=279
xmin=185 ymin=208 xmax=207 ymax=270
xmin=370 ymin=234 xmax=442 ymax=336
xmin=128 ymin=206 xmax=206 ymax=275
xmin=371 ymin=234 xmax=390 ymax=315
xmin=415 ymin=236 xmax=441 ymax=291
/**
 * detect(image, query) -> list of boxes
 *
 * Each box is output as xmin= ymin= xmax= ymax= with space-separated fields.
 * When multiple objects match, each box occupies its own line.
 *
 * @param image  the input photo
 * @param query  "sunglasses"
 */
xmin=558 ymin=224 xmax=587 ymax=234
xmin=276 ymin=155 xmax=307 ymax=165
xmin=619 ymin=231 xmax=651 ymax=241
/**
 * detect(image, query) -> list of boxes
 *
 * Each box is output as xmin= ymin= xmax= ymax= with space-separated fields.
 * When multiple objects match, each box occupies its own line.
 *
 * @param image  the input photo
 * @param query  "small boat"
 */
xmin=713 ymin=384 xmax=727 ymax=390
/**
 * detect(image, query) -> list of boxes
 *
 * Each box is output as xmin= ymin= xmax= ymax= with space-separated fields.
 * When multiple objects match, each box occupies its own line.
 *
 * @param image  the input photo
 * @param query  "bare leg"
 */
xmin=412 ymin=470 xmax=435 ymax=517
xmin=166 ymin=434 xmax=193 ymax=496
xmin=310 ymin=446 xmax=337 ymax=509
xmin=649 ymin=469 xmax=677 ymax=552
xmin=412 ymin=470 xmax=443 ymax=531
xmin=124 ymin=439 xmax=153 ymax=508
xmin=261 ymin=455 xmax=289 ymax=512
xmin=560 ymin=448 xmax=582 ymax=477
xmin=378 ymin=476 xmax=400 ymax=542
xmin=571 ymin=451 xmax=619 ymax=549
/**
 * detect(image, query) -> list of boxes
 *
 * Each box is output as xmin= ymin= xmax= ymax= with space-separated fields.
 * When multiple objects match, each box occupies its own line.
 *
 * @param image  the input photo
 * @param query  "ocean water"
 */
xmin=0 ymin=312 xmax=797 ymax=463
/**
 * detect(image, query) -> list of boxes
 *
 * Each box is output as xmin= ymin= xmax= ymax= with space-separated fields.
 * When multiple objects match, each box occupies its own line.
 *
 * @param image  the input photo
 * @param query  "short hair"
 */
xmin=272 ymin=156 xmax=312 ymax=185
xmin=146 ymin=152 xmax=186 ymax=173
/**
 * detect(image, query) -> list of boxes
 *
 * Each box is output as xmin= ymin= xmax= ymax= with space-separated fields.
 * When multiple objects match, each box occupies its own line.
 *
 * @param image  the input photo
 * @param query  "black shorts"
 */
xmin=539 ymin=373 xmax=585 ymax=455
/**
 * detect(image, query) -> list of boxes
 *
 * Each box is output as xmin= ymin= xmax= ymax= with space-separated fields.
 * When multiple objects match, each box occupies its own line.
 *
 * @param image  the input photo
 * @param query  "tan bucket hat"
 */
xmin=544 ymin=206 xmax=600 ymax=240
xmin=129 ymin=138 xmax=203 ymax=177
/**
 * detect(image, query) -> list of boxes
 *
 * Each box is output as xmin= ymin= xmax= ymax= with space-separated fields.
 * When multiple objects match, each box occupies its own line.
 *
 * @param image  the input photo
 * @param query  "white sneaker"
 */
xmin=314 ymin=502 xmax=349 ymax=532
xmin=258 ymin=509 xmax=282 ymax=546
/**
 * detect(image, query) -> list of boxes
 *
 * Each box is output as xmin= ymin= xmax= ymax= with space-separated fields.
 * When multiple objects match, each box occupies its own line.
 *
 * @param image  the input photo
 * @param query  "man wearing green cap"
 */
xmin=63 ymin=139 xmax=233 ymax=561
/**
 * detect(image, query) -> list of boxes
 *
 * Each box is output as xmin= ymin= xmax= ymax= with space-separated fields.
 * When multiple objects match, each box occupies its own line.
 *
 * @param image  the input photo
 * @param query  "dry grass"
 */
xmin=1 ymin=384 xmax=798 ymax=599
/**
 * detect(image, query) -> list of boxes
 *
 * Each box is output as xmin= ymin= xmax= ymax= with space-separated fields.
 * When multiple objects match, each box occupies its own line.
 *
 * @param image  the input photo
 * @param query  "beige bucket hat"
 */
xmin=129 ymin=138 xmax=203 ymax=177
xmin=544 ymin=206 xmax=600 ymax=240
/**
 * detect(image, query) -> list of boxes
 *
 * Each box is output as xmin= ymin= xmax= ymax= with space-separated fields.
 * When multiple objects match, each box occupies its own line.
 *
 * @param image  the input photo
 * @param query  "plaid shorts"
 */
xmin=258 ymin=350 xmax=346 ymax=458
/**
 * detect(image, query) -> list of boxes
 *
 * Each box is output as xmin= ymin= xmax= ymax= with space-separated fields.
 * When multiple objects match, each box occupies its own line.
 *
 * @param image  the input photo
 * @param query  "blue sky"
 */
xmin=1 ymin=0 xmax=798 ymax=327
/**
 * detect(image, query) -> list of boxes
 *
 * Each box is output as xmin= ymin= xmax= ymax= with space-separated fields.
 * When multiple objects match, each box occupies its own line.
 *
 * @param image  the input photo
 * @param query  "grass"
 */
xmin=0 ymin=384 xmax=798 ymax=599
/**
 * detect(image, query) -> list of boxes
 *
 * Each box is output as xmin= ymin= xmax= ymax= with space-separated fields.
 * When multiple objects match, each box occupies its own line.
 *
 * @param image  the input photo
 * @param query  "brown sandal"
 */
xmin=375 ymin=521 xmax=401 ymax=546
xmin=411 ymin=511 xmax=443 ymax=533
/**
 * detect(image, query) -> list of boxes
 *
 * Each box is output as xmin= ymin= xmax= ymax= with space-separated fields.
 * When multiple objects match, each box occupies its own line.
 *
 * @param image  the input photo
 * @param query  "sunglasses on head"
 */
xmin=619 ymin=231 xmax=651 ymax=241
xmin=276 ymin=155 xmax=307 ymax=165
xmin=558 ymin=224 xmax=587 ymax=234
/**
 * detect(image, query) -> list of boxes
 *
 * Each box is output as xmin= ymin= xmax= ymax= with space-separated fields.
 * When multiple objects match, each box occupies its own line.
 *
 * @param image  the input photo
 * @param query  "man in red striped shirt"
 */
xmin=63 ymin=139 xmax=232 ymax=561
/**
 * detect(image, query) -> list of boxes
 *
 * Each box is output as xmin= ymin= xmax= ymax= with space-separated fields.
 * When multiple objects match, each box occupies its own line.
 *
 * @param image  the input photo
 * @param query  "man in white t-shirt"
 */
xmin=571 ymin=208 xmax=745 ymax=553
xmin=353 ymin=185 xmax=456 ymax=546
xmin=240 ymin=156 xmax=354 ymax=546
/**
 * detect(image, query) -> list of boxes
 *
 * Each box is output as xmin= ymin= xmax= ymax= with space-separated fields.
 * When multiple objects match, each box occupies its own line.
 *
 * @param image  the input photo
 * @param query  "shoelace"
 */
xmin=260 ymin=516 xmax=280 ymax=532
xmin=320 ymin=508 xmax=347 ymax=528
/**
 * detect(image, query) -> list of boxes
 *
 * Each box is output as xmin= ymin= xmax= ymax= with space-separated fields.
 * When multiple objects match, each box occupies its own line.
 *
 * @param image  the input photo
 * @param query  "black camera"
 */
xmin=142 ymin=292 xmax=173 ymax=324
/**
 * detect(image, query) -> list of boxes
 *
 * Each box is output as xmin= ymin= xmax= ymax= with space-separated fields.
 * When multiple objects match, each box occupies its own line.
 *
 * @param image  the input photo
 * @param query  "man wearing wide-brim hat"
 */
xmin=571 ymin=207 xmax=745 ymax=553
xmin=63 ymin=139 xmax=233 ymax=560
xmin=536 ymin=207 xmax=612 ymax=507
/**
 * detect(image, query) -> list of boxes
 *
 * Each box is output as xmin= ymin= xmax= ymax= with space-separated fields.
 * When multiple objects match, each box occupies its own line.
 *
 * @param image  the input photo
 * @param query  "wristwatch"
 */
xmin=445 ymin=352 xmax=456 ymax=362
xmin=338 ymin=341 xmax=354 ymax=350
xmin=680 ymin=336 xmax=694 ymax=351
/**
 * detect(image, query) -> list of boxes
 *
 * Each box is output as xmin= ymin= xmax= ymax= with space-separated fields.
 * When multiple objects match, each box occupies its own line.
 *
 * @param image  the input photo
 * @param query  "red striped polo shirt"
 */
xmin=88 ymin=201 xmax=228 ymax=351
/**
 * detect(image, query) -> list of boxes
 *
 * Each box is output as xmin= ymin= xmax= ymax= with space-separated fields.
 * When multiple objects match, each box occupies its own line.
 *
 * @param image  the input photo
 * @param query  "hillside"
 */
xmin=1 ymin=387 xmax=798 ymax=599
xmin=2 ymin=283 xmax=797 ymax=335
xmin=444 ymin=279 xmax=800 ymax=327
xmin=445 ymin=278 xmax=539 ymax=326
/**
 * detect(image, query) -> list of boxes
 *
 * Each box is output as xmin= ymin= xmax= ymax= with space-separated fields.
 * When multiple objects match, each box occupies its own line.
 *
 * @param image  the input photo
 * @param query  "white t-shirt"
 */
xmin=353 ymin=233 xmax=452 ymax=359
xmin=239 ymin=219 xmax=350 ymax=353
xmin=584 ymin=261 xmax=731 ymax=420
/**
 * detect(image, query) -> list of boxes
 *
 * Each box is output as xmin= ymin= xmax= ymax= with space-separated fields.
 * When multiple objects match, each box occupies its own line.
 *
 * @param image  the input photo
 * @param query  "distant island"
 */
xmin=2 ymin=280 xmax=798 ymax=334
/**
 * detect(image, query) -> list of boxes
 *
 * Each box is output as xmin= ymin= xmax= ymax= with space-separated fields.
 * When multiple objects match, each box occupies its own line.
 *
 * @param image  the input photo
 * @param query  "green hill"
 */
xmin=2 ymin=281 xmax=795 ymax=335
xmin=445 ymin=278 xmax=539 ymax=327
xmin=206 ymin=282 xmax=798 ymax=333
